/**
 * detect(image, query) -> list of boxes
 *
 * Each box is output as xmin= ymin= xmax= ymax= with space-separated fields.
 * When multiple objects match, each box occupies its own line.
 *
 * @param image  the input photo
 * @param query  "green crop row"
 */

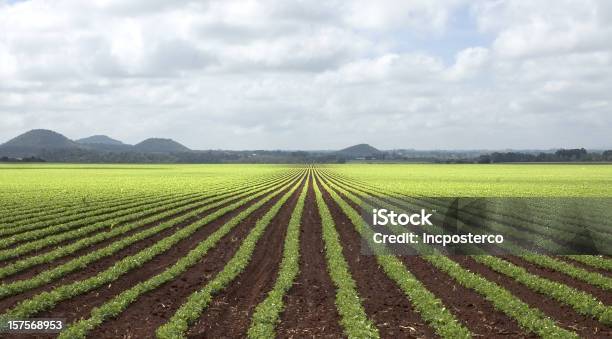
xmin=0 ymin=173 xmax=301 ymax=298
xmin=566 ymin=255 xmax=612 ymax=271
xmin=321 ymin=168 xmax=610 ymax=238
xmin=0 ymin=193 xmax=139 ymax=226
xmin=58 ymin=171 xmax=307 ymax=339
xmin=322 ymin=169 xmax=610 ymax=250
xmin=247 ymin=174 xmax=309 ymax=338
xmin=319 ymin=171 xmax=578 ymax=338
xmin=323 ymin=171 xmax=612 ymax=280
xmin=0 ymin=173 xmax=301 ymax=322
xmin=0 ymin=170 xmax=301 ymax=261
xmin=0 ymin=193 xmax=205 ymax=248
xmin=0 ymin=194 xmax=199 ymax=239
xmin=0 ymin=171 xmax=298 ymax=279
xmin=519 ymin=255 xmax=611 ymax=291
xmin=155 ymin=174 xmax=306 ymax=339
xmin=0 ymin=194 xmax=205 ymax=260
xmin=472 ymin=255 xmax=612 ymax=326
xmin=317 ymin=173 xmax=471 ymax=339
xmin=0 ymin=191 xmax=172 ymax=233
xmin=310 ymin=175 xmax=380 ymax=339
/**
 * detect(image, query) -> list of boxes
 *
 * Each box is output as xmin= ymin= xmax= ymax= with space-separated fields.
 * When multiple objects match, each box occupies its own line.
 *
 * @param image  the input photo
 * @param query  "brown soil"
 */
xmin=501 ymin=255 xmax=612 ymax=304
xmin=2 ymin=171 xmax=609 ymax=339
xmin=323 ymin=175 xmax=533 ymax=338
xmin=401 ymin=254 xmax=534 ymax=338
xmin=557 ymin=256 xmax=612 ymax=277
xmin=318 ymin=177 xmax=437 ymax=338
xmin=0 ymin=193 xmax=170 ymax=233
xmin=0 ymin=180 xmax=286 ymax=272
xmin=454 ymin=256 xmax=612 ymax=338
xmin=276 ymin=176 xmax=345 ymax=338
xmin=0 ymin=183 xmax=292 ymax=316
xmin=0 ymin=188 xmax=260 ymax=283
xmin=0 ymin=194 xmax=211 ymax=268
xmin=87 ymin=179 xmax=300 ymax=338
xmin=0 ymin=193 xmax=198 ymax=250
xmin=184 ymin=177 xmax=306 ymax=338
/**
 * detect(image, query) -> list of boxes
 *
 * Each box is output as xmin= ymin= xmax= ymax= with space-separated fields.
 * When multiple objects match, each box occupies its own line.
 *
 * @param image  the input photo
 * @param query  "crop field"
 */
xmin=0 ymin=163 xmax=610 ymax=338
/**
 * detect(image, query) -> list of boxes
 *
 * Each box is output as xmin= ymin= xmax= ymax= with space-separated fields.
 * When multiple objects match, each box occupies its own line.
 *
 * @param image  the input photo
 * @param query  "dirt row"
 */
xmin=0 ymin=177 xmax=300 ymax=335
xmin=276 ymin=176 xmax=343 ymax=338
xmin=2 ymin=170 xmax=610 ymax=338
xmin=321 ymin=173 xmax=611 ymax=338
xmin=0 ymin=193 xmax=202 ymax=251
xmin=184 ymin=176 xmax=307 ymax=338
xmin=0 ymin=180 xmax=293 ymax=310
xmin=321 ymin=177 xmax=530 ymax=338
xmin=1 ymin=191 xmax=246 ymax=283
xmin=557 ymin=256 xmax=612 ymax=277
xmin=1 ymin=175 xmax=298 ymax=283
xmin=0 ymin=176 xmax=293 ymax=273
xmin=88 ymin=178 xmax=305 ymax=338
xmin=51 ymin=183 xmax=297 ymax=338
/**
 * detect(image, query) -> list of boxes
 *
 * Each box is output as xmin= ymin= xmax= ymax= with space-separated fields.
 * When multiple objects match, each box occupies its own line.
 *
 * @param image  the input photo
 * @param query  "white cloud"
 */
xmin=0 ymin=0 xmax=611 ymax=149
xmin=446 ymin=47 xmax=490 ymax=81
xmin=317 ymin=53 xmax=444 ymax=85
xmin=474 ymin=0 xmax=612 ymax=58
xmin=344 ymin=0 xmax=464 ymax=33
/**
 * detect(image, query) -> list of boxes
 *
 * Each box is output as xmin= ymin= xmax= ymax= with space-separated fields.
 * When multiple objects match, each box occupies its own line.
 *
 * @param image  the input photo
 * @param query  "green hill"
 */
xmin=0 ymin=129 xmax=79 ymax=157
xmin=134 ymin=138 xmax=190 ymax=153
xmin=337 ymin=143 xmax=381 ymax=157
xmin=76 ymin=135 xmax=125 ymax=145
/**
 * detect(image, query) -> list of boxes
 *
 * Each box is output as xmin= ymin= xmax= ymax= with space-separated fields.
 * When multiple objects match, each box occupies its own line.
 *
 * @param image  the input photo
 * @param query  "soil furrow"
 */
xmin=318 ymin=178 xmax=437 ymax=339
xmin=324 ymin=177 xmax=532 ymax=338
xmin=558 ymin=257 xmax=612 ymax=277
xmin=276 ymin=176 xmax=344 ymax=339
xmin=184 ymin=177 xmax=306 ymax=338
xmin=80 ymin=182 xmax=297 ymax=338
xmin=0 ymin=194 xmax=210 ymax=264
xmin=0 ymin=190 xmax=255 ymax=283
xmin=0 ymin=194 xmax=195 ymax=249
xmin=454 ymin=256 xmax=612 ymax=338
xmin=0 ymin=186 xmax=284 ymax=315
xmin=501 ymin=255 xmax=612 ymax=304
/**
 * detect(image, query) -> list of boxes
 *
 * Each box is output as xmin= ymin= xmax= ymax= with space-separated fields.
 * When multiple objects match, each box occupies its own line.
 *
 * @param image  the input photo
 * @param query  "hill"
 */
xmin=76 ymin=135 xmax=133 ymax=152
xmin=0 ymin=129 xmax=79 ymax=157
xmin=76 ymin=135 xmax=125 ymax=145
xmin=133 ymin=138 xmax=190 ymax=153
xmin=337 ymin=143 xmax=381 ymax=157
xmin=2 ymin=129 xmax=78 ymax=149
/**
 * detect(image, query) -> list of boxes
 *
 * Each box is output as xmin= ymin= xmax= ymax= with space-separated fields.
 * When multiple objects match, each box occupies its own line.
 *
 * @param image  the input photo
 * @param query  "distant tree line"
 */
xmin=2 ymin=147 xmax=610 ymax=164
xmin=4 ymin=148 xmax=348 ymax=164
xmin=0 ymin=156 xmax=46 ymax=162
xmin=475 ymin=148 xmax=612 ymax=163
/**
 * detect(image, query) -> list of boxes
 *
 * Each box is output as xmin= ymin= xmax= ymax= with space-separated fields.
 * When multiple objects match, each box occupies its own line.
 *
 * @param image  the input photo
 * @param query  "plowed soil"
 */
xmin=2 ymin=171 xmax=609 ymax=339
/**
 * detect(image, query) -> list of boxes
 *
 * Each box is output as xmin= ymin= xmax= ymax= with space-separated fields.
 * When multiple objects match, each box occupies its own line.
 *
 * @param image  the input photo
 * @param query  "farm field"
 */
xmin=0 ymin=163 xmax=610 ymax=338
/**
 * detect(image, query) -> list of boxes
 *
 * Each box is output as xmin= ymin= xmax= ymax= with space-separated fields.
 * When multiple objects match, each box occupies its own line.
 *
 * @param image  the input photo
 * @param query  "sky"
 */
xmin=0 ymin=0 xmax=611 ymax=150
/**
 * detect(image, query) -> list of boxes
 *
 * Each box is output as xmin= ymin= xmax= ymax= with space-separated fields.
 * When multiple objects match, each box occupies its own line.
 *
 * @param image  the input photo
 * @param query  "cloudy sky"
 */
xmin=1 ymin=0 xmax=611 ymax=150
